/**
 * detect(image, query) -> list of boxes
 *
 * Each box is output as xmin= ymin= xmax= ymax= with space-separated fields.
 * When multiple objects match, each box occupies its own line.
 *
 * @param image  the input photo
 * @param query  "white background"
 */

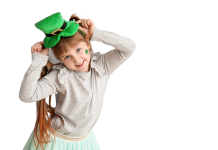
xmin=1 ymin=0 xmax=218 ymax=150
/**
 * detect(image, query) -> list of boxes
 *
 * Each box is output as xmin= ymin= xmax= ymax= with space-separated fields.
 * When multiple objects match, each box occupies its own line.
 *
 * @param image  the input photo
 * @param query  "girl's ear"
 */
xmin=85 ymin=36 xmax=89 ymax=41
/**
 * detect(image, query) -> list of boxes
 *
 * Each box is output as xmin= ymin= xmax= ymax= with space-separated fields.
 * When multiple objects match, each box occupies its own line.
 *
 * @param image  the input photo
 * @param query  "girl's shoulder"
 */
xmin=51 ymin=63 xmax=67 ymax=73
xmin=90 ymin=51 xmax=107 ymax=76
xmin=43 ymin=63 xmax=67 ymax=88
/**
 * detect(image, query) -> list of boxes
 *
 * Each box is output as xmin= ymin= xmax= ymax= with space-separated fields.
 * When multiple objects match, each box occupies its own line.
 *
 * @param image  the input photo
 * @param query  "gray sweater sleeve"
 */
xmin=90 ymin=26 xmax=136 ymax=76
xmin=19 ymin=52 xmax=60 ymax=103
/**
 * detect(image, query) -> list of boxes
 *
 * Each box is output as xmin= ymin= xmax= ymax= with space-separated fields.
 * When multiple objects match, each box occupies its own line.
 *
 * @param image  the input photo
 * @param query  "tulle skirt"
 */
xmin=23 ymin=129 xmax=101 ymax=150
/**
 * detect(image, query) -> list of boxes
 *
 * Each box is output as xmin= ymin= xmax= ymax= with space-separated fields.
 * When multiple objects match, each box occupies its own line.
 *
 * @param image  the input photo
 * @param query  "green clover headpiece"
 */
xmin=35 ymin=12 xmax=85 ymax=48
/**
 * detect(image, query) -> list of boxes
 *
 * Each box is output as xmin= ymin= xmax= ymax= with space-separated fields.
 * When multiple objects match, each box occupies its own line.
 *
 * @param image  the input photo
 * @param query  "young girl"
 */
xmin=19 ymin=12 xmax=136 ymax=150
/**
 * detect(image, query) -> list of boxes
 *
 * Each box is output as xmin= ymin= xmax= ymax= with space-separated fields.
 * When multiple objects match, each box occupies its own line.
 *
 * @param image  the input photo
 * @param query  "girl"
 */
xmin=19 ymin=12 xmax=136 ymax=150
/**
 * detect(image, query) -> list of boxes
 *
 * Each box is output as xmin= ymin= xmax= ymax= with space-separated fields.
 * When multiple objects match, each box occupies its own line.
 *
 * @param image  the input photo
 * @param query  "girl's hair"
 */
xmin=33 ymin=13 xmax=93 ymax=150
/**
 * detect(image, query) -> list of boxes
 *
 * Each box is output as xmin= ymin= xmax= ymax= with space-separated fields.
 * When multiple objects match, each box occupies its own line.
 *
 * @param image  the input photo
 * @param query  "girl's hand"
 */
xmin=76 ymin=18 xmax=95 ymax=39
xmin=31 ymin=41 xmax=49 ymax=56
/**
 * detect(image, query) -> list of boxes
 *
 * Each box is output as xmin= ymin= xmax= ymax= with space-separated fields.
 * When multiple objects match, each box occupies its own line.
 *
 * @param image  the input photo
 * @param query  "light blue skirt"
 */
xmin=23 ymin=129 xmax=101 ymax=150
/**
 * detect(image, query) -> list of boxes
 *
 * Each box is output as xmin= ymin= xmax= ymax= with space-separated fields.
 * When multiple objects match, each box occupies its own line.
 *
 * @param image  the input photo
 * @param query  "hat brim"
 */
xmin=43 ymin=21 xmax=79 ymax=48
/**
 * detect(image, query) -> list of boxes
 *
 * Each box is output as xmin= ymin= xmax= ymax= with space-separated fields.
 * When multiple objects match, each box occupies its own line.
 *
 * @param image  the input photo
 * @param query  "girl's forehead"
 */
xmin=66 ymin=42 xmax=86 ymax=51
xmin=68 ymin=41 xmax=86 ymax=48
xmin=77 ymin=41 xmax=86 ymax=46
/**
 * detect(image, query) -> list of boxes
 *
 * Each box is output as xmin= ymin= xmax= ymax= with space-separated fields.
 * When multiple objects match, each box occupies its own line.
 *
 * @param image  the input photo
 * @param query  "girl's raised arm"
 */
xmin=19 ymin=47 xmax=61 ymax=103
xmin=90 ymin=26 xmax=136 ymax=76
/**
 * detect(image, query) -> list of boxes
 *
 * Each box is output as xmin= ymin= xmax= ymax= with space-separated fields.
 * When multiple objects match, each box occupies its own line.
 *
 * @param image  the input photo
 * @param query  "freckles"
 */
xmin=85 ymin=49 xmax=89 ymax=55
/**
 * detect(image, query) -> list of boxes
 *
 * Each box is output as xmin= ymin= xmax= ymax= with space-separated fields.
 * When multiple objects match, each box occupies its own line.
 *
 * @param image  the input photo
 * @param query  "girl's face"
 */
xmin=59 ymin=41 xmax=91 ymax=72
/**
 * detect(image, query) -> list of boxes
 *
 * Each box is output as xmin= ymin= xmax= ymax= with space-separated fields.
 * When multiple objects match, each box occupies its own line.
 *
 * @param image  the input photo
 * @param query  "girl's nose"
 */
xmin=73 ymin=56 xmax=82 ymax=65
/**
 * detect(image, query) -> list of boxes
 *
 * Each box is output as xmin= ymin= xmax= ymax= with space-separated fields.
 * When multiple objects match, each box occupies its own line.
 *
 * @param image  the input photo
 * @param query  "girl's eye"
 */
xmin=76 ymin=48 xmax=81 ymax=52
xmin=65 ymin=55 xmax=70 ymax=60
xmin=64 ymin=49 xmax=81 ymax=60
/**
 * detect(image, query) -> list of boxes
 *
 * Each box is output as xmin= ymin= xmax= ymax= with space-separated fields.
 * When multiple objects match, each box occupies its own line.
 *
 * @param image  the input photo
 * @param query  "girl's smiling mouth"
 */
xmin=76 ymin=60 xmax=84 ymax=67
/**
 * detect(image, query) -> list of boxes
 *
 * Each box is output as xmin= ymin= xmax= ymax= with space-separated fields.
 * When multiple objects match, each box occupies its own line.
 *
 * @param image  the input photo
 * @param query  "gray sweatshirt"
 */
xmin=19 ymin=26 xmax=136 ymax=138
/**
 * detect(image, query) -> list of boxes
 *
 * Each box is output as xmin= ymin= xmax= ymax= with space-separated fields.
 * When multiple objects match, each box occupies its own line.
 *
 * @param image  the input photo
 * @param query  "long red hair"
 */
xmin=33 ymin=13 xmax=93 ymax=150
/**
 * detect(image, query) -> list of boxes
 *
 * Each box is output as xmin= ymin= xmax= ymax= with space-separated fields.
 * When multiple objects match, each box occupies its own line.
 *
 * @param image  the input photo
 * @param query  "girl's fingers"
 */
xmin=87 ymin=19 xmax=91 ymax=25
xmin=76 ymin=19 xmax=90 ymax=28
xmin=37 ymin=45 xmax=40 ymax=51
xmin=33 ymin=45 xmax=37 ymax=51
xmin=40 ymin=41 xmax=45 ymax=49
xmin=76 ymin=20 xmax=81 ymax=24
xmin=32 ymin=41 xmax=44 ymax=53
xmin=82 ymin=19 xmax=85 ymax=28
xmin=88 ymin=19 xmax=92 ymax=25
xmin=38 ymin=43 xmax=42 ymax=49
xmin=35 ymin=44 xmax=40 ymax=51
xmin=84 ymin=19 xmax=89 ymax=28
xmin=37 ymin=42 xmax=43 ymax=50
xmin=83 ymin=19 xmax=87 ymax=28
xmin=32 ymin=46 xmax=36 ymax=52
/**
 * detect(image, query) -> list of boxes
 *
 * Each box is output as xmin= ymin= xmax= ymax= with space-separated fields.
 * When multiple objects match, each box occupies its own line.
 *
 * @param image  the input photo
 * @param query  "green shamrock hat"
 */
xmin=35 ymin=12 xmax=85 ymax=48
